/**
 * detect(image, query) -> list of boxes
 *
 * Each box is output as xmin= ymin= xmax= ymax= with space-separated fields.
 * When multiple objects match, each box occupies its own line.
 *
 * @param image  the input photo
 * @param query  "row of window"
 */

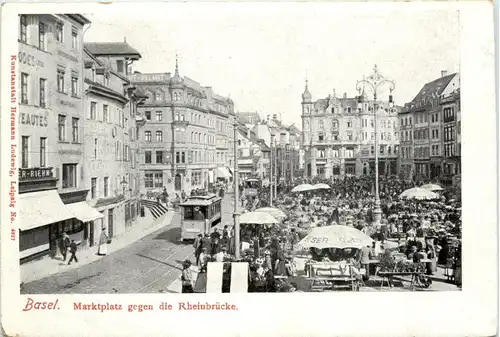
xmin=305 ymin=105 xmax=397 ymax=115
xmin=21 ymin=136 xmax=46 ymax=169
xmin=20 ymin=15 xmax=79 ymax=51
xmin=312 ymin=131 xmax=398 ymax=142
xmin=143 ymin=170 xmax=205 ymax=188
xmin=57 ymin=115 xmax=80 ymax=143
xmin=144 ymin=110 xmax=230 ymax=134
xmin=90 ymin=175 xmax=133 ymax=199
xmin=304 ymin=119 xmax=397 ymax=130
xmin=143 ymin=129 xmax=226 ymax=146
xmin=88 ymin=102 xmax=127 ymax=128
xmin=400 ymin=106 xmax=458 ymax=128
xmin=20 ymin=71 xmax=79 ymax=106
xmin=143 ymin=150 xmax=228 ymax=165
xmin=414 ymin=147 xmax=430 ymax=159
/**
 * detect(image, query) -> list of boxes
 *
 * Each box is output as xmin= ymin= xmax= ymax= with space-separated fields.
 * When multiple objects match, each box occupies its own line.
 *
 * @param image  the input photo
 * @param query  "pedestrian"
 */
xmin=68 ymin=240 xmax=78 ymax=265
xmin=60 ymin=232 xmax=71 ymax=261
xmin=181 ymin=260 xmax=194 ymax=293
xmin=98 ymin=228 xmax=108 ymax=256
xmin=360 ymin=244 xmax=372 ymax=281
xmin=193 ymin=233 xmax=202 ymax=265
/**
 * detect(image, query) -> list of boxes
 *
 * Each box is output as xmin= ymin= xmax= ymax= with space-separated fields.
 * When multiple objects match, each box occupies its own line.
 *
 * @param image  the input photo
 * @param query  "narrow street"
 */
xmin=21 ymin=194 xmax=235 ymax=294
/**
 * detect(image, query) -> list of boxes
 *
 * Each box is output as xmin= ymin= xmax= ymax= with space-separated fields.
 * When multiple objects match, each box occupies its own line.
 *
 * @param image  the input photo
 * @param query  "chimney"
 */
xmin=343 ymin=92 xmax=347 ymax=99
xmin=247 ymin=128 xmax=251 ymax=138
xmin=441 ymin=70 xmax=448 ymax=77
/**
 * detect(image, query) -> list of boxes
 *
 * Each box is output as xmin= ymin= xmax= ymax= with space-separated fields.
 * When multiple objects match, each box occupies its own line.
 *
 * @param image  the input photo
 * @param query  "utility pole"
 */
xmin=269 ymin=135 xmax=274 ymax=206
xmin=274 ymin=141 xmax=278 ymax=197
xmin=233 ymin=118 xmax=240 ymax=259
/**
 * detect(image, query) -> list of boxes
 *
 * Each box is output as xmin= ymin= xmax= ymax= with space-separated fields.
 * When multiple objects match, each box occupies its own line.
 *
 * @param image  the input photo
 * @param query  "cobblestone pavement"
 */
xmin=21 ymin=195 xmax=236 ymax=295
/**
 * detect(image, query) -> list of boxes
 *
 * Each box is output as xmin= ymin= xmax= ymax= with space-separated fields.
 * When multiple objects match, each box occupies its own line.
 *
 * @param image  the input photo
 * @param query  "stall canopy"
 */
xmin=217 ymin=167 xmax=232 ymax=179
xmin=19 ymin=190 xmax=75 ymax=231
xmin=66 ymin=201 xmax=104 ymax=223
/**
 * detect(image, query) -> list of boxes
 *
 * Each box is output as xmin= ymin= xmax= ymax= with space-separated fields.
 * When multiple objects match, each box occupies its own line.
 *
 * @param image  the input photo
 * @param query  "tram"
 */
xmin=180 ymin=194 xmax=222 ymax=240
xmin=243 ymin=178 xmax=261 ymax=197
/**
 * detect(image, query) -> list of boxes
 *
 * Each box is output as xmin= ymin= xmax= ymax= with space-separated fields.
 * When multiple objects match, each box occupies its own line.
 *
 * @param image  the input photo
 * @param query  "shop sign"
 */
xmin=19 ymin=167 xmax=54 ymax=181
xmin=20 ymin=113 xmax=48 ymax=127
xmin=18 ymin=51 xmax=45 ymax=68
xmin=60 ymin=100 xmax=76 ymax=108
xmin=360 ymin=147 xmax=370 ymax=157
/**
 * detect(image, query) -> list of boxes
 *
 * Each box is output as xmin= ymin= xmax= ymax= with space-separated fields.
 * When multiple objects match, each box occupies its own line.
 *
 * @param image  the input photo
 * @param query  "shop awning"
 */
xmin=19 ymin=190 xmax=75 ymax=231
xmin=217 ymin=167 xmax=232 ymax=179
xmin=66 ymin=201 xmax=104 ymax=223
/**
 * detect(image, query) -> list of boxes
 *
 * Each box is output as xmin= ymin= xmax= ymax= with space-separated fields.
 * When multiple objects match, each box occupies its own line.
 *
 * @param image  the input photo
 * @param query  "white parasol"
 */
xmin=291 ymin=184 xmax=315 ymax=193
xmin=254 ymin=207 xmax=287 ymax=219
xmin=313 ymin=183 xmax=331 ymax=190
xmin=399 ymin=187 xmax=439 ymax=200
xmin=421 ymin=184 xmax=444 ymax=192
xmin=239 ymin=211 xmax=278 ymax=225
xmin=298 ymin=225 xmax=373 ymax=249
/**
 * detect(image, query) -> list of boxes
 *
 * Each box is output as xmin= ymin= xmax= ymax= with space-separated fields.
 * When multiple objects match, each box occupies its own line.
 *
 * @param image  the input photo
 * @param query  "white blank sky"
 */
xmin=85 ymin=3 xmax=460 ymax=127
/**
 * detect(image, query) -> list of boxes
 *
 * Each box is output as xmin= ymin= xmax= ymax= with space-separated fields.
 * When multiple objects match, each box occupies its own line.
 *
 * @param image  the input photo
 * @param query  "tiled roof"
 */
xmin=84 ymin=42 xmax=141 ymax=59
xmin=411 ymin=73 xmax=457 ymax=103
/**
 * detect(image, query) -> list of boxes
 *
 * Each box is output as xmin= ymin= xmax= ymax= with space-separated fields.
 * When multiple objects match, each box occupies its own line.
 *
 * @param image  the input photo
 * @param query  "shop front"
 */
xmin=19 ymin=189 xmax=76 ymax=263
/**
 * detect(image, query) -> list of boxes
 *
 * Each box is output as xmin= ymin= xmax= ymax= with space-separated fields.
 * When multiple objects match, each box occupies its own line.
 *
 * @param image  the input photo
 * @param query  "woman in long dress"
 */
xmin=98 ymin=229 xmax=108 ymax=256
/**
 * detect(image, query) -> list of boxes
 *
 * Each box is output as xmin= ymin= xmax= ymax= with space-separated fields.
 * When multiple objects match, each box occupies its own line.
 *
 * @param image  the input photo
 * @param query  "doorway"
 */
xmin=108 ymin=208 xmax=114 ymax=238
xmin=174 ymin=174 xmax=182 ymax=191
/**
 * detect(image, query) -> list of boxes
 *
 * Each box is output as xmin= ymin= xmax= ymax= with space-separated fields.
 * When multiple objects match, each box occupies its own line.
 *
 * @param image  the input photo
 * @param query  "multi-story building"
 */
xmin=441 ymin=88 xmax=461 ymax=186
xmin=250 ymin=115 xmax=302 ymax=182
xmin=398 ymin=71 xmax=460 ymax=182
xmin=128 ymin=61 xmax=235 ymax=195
xmin=17 ymin=14 xmax=92 ymax=262
xmin=82 ymin=41 xmax=145 ymax=244
xmin=301 ymin=81 xmax=400 ymax=179
xmin=398 ymin=109 xmax=414 ymax=179
xmin=237 ymin=124 xmax=270 ymax=180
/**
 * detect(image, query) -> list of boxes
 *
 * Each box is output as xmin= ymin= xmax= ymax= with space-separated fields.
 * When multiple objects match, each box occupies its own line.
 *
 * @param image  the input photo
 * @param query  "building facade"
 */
xmin=237 ymin=124 xmax=270 ymax=180
xmin=82 ymin=42 xmax=144 ymax=245
xmin=17 ymin=14 xmax=93 ymax=262
xmin=128 ymin=62 xmax=235 ymax=195
xmin=398 ymin=71 xmax=460 ymax=183
xmin=301 ymin=82 xmax=400 ymax=179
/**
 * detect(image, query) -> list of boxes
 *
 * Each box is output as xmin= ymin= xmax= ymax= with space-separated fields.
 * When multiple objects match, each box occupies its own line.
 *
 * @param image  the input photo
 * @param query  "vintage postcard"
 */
xmin=0 ymin=1 xmax=496 ymax=336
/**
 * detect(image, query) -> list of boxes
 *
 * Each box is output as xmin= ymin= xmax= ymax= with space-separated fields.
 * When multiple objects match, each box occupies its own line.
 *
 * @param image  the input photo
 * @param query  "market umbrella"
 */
xmin=421 ymin=184 xmax=444 ymax=192
xmin=291 ymin=184 xmax=315 ymax=193
xmin=399 ymin=187 xmax=438 ymax=200
xmin=313 ymin=183 xmax=331 ymax=190
xmin=298 ymin=225 xmax=374 ymax=249
xmin=254 ymin=207 xmax=287 ymax=220
xmin=240 ymin=211 xmax=278 ymax=225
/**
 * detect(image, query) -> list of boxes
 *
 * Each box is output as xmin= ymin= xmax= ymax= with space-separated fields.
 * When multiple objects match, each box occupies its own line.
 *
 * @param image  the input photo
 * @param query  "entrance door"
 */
xmin=108 ymin=208 xmax=114 ymax=238
xmin=175 ymin=174 xmax=182 ymax=191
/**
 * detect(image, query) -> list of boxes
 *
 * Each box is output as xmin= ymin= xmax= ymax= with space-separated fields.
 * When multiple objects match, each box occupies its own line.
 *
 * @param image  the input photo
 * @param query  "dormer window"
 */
xmin=347 ymin=107 xmax=352 ymax=113
xmin=155 ymin=91 xmax=162 ymax=101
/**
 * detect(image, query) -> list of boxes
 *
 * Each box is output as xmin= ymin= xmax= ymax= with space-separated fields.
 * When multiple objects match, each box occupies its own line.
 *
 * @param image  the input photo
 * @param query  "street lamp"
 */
xmin=232 ymin=118 xmax=241 ymax=259
xmin=356 ymin=64 xmax=395 ymax=226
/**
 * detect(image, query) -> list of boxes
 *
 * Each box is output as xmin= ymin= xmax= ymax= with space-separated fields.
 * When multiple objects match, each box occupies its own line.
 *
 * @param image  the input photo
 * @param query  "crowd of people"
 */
xmin=180 ymin=175 xmax=462 ymax=292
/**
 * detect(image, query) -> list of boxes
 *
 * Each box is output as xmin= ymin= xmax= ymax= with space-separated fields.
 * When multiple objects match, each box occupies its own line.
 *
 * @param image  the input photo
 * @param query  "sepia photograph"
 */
xmin=1 ymin=2 xmax=496 ymax=336
xmin=15 ymin=8 xmax=463 ymax=295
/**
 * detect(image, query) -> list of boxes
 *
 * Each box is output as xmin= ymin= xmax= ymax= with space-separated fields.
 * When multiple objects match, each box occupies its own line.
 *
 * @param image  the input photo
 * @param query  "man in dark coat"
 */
xmin=68 ymin=240 xmax=78 ymax=265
